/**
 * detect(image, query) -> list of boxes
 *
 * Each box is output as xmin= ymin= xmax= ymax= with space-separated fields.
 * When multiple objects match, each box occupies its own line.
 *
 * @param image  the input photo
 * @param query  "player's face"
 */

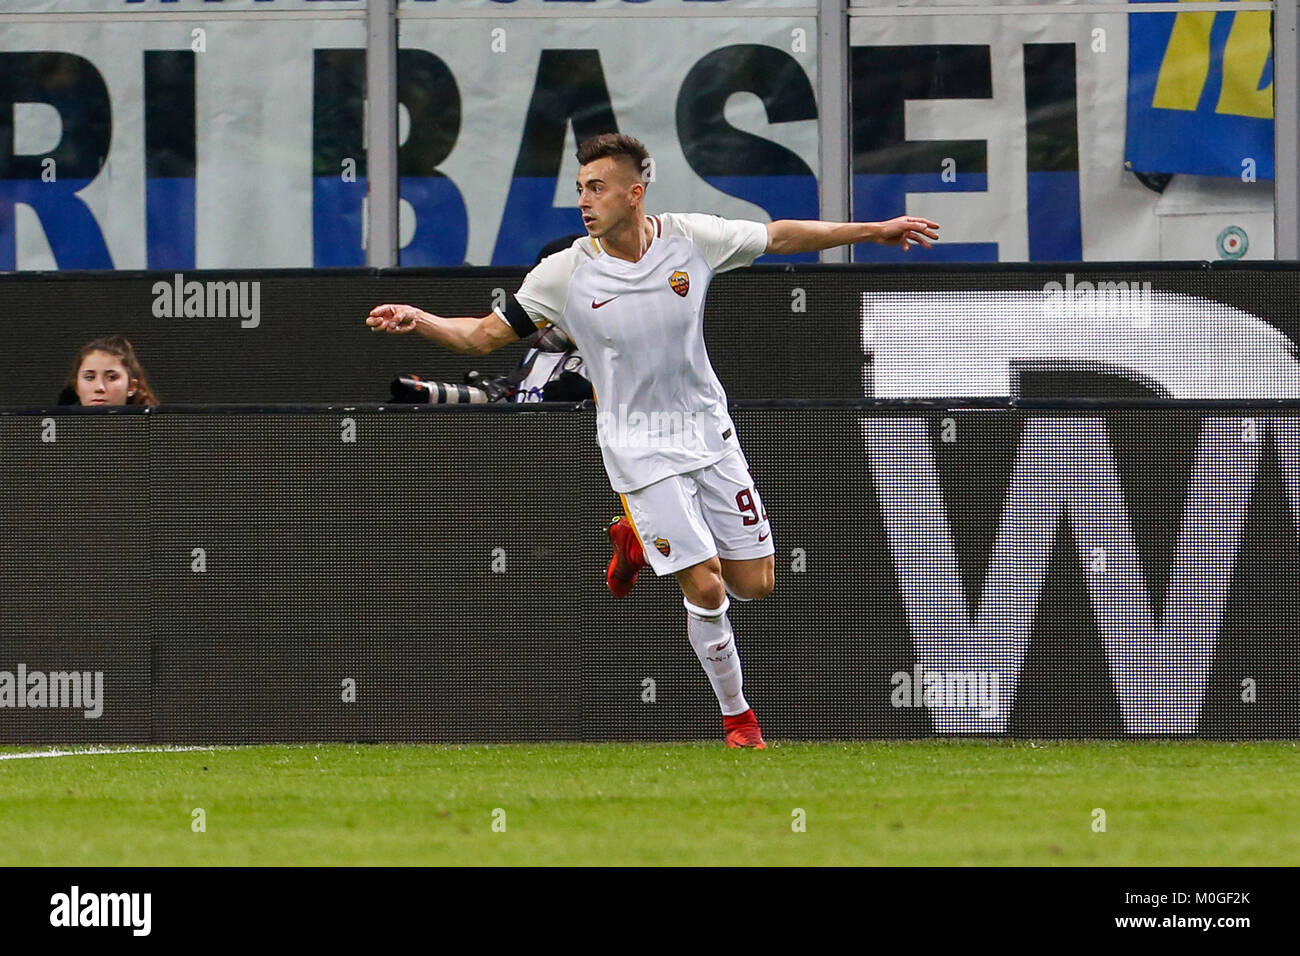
xmin=576 ymin=157 xmax=642 ymax=237
xmin=75 ymin=351 xmax=135 ymax=406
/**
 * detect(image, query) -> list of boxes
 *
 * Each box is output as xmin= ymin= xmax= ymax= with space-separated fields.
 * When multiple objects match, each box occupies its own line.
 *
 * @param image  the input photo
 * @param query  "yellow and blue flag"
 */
xmin=1126 ymin=0 xmax=1273 ymax=178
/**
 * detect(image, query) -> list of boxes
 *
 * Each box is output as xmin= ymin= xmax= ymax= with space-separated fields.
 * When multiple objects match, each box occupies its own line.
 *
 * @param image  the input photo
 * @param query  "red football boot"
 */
xmin=723 ymin=707 xmax=767 ymax=749
xmin=606 ymin=515 xmax=646 ymax=598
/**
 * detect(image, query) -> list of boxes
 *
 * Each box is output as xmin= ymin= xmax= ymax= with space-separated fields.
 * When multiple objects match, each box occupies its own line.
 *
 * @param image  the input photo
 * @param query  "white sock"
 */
xmin=684 ymin=596 xmax=749 ymax=717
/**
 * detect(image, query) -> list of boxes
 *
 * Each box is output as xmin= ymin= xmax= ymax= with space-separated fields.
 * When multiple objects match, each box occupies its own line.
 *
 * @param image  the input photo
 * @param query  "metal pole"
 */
xmin=818 ymin=0 xmax=851 ymax=262
xmin=1275 ymin=0 xmax=1298 ymax=259
xmin=366 ymin=0 xmax=399 ymax=268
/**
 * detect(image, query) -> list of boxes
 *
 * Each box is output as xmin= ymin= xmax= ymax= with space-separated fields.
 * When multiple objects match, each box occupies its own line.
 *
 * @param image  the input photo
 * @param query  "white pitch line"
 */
xmin=0 ymin=745 xmax=222 ymax=761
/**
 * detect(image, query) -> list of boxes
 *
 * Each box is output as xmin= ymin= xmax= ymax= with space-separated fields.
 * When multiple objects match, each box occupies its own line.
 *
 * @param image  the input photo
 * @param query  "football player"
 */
xmin=368 ymin=133 xmax=938 ymax=748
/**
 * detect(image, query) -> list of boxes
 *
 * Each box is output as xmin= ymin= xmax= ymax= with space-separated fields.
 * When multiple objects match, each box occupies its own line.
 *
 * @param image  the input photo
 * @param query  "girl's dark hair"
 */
xmin=65 ymin=336 xmax=160 ymax=406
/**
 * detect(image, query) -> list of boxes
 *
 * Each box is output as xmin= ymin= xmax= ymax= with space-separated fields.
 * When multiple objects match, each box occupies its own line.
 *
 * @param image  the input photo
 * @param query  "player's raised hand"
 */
xmin=367 ymin=304 xmax=424 ymax=333
xmin=875 ymin=216 xmax=940 ymax=251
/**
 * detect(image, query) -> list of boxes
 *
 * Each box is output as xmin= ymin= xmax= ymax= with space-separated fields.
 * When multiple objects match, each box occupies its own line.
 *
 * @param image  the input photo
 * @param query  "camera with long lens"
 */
xmin=390 ymin=371 xmax=511 ymax=404
xmin=388 ymin=325 xmax=587 ymax=405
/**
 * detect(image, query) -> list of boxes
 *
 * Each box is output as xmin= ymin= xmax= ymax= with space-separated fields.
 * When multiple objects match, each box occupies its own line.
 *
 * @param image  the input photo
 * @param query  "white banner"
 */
xmin=848 ymin=8 xmax=1274 ymax=262
xmin=0 ymin=4 xmax=1271 ymax=268
xmin=3 ymin=1 xmax=364 ymax=14
xmin=1 ymin=16 xmax=818 ymax=268
xmin=1 ymin=20 xmax=366 ymax=269
xmin=399 ymin=17 xmax=819 ymax=266
xmin=3 ymin=0 xmax=807 ymax=15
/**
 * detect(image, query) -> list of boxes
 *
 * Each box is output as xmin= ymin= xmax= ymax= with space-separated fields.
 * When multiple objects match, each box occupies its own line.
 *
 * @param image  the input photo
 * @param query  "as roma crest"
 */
xmin=669 ymin=271 xmax=690 ymax=297
xmin=654 ymin=537 xmax=672 ymax=557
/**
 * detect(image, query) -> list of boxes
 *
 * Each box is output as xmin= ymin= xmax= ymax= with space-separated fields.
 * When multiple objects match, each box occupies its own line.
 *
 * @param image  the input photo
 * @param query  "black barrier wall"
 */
xmin=1 ymin=404 xmax=1296 ymax=743
xmin=3 ymin=262 xmax=1299 ymax=406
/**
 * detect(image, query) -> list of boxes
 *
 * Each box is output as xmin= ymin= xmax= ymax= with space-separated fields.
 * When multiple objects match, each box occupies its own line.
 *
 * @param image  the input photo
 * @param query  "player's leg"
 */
xmin=688 ymin=450 xmax=775 ymax=747
xmin=621 ymin=476 xmax=762 ymax=746
xmin=675 ymin=554 xmax=726 ymax=608
xmin=605 ymin=504 xmax=647 ymax=599
xmin=719 ymin=554 xmax=775 ymax=602
xmin=674 ymin=557 xmax=762 ymax=747
xmin=694 ymin=450 xmax=776 ymax=601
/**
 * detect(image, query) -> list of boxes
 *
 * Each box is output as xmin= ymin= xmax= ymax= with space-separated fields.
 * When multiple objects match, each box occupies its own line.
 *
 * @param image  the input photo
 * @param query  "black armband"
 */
xmin=501 ymin=294 xmax=536 ymax=339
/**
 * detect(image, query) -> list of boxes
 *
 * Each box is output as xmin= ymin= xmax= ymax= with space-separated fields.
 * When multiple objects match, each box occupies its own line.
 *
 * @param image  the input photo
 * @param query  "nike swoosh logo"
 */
xmin=758 ymin=530 xmax=770 ymax=541
xmin=591 ymin=297 xmax=620 ymax=309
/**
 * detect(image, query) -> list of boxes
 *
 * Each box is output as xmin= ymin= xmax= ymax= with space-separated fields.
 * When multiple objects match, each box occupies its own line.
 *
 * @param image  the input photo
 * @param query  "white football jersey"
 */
xmin=494 ymin=213 xmax=768 ymax=492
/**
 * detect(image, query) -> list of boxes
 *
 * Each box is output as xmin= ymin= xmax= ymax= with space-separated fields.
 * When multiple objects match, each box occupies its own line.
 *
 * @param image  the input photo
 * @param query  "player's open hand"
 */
xmin=875 ymin=216 xmax=940 ymax=251
xmin=367 ymin=304 xmax=424 ymax=333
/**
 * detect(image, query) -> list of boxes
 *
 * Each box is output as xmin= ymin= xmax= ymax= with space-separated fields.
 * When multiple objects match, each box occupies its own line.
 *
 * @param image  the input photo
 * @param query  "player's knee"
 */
xmin=677 ymin=563 xmax=726 ymax=610
xmin=720 ymin=557 xmax=775 ymax=601
xmin=693 ymin=578 xmax=727 ymax=609
xmin=735 ymin=573 xmax=774 ymax=601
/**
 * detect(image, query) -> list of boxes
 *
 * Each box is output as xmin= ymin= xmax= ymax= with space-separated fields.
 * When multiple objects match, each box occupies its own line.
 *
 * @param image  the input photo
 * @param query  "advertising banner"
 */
xmin=2 ymin=405 xmax=1296 ymax=742
xmin=3 ymin=263 xmax=1299 ymax=406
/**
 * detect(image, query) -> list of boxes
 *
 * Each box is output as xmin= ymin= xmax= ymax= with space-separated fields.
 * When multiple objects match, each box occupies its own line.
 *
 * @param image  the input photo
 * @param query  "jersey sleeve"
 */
xmin=494 ymin=247 xmax=576 ymax=337
xmin=667 ymin=212 xmax=769 ymax=273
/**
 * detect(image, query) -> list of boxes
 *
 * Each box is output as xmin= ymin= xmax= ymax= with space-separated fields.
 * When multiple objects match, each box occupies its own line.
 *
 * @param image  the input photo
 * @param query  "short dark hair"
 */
xmin=576 ymin=133 xmax=650 ymax=183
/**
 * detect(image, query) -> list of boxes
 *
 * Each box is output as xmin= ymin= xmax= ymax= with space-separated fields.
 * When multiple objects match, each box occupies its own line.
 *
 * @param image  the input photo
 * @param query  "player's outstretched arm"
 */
xmin=366 ymin=304 xmax=518 ymax=355
xmin=764 ymin=216 xmax=940 ymax=255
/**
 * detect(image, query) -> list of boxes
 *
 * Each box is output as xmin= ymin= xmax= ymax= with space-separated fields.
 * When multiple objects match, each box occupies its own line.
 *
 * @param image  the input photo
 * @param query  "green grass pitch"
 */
xmin=1 ymin=740 xmax=1296 ymax=866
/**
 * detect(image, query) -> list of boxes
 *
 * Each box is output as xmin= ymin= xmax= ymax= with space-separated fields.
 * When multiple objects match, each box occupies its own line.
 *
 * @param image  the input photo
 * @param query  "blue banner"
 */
xmin=1126 ymin=0 xmax=1273 ymax=179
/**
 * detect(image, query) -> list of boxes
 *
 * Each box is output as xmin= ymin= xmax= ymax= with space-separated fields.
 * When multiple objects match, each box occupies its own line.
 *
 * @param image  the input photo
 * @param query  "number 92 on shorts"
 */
xmin=618 ymin=450 xmax=775 ymax=576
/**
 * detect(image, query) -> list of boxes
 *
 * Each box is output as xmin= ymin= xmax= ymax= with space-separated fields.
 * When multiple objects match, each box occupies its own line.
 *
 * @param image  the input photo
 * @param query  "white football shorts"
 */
xmin=619 ymin=449 xmax=775 ymax=576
